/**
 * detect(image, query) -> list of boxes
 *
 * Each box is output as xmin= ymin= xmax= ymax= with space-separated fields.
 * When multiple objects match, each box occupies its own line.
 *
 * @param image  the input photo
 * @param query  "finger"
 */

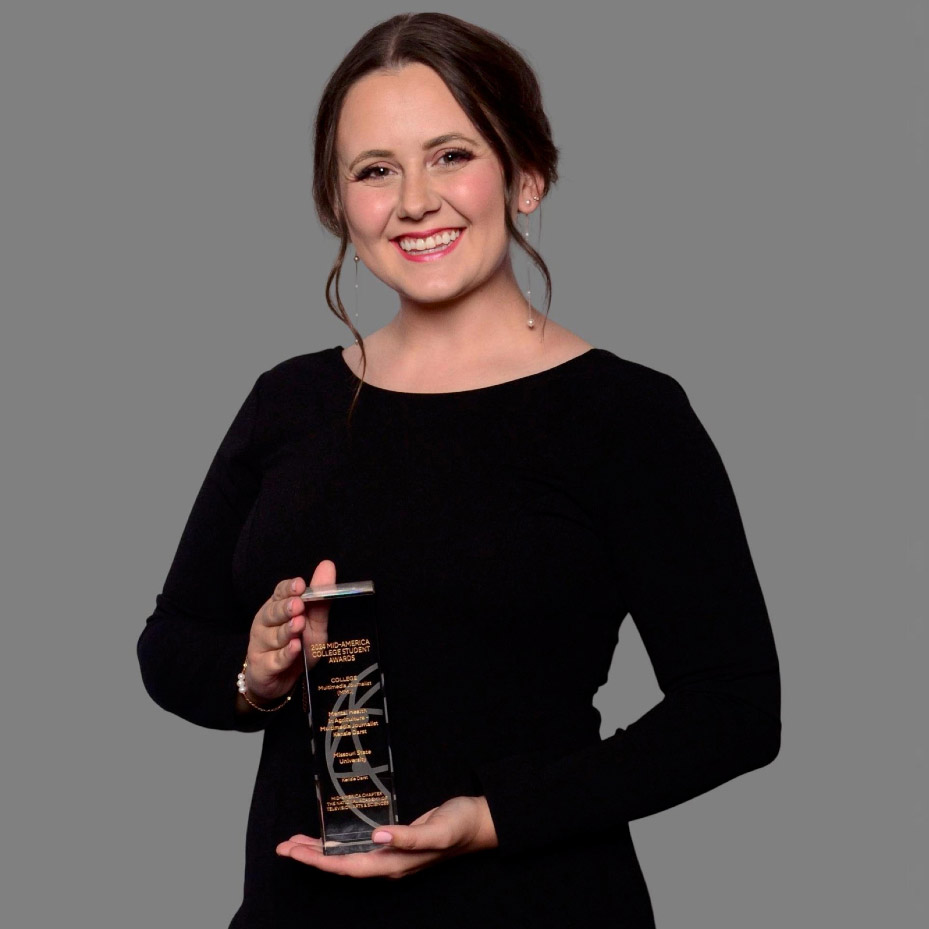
xmin=247 ymin=631 xmax=299 ymax=683
xmin=307 ymin=559 xmax=336 ymax=589
xmin=304 ymin=560 xmax=336 ymax=648
xmin=277 ymin=838 xmax=432 ymax=878
xmin=371 ymin=819 xmax=454 ymax=852
xmin=276 ymin=834 xmax=322 ymax=855
xmin=259 ymin=593 xmax=304 ymax=632
xmin=272 ymin=576 xmax=306 ymax=602
xmin=252 ymin=601 xmax=302 ymax=666
xmin=274 ymin=603 xmax=306 ymax=649
xmin=269 ymin=635 xmax=303 ymax=671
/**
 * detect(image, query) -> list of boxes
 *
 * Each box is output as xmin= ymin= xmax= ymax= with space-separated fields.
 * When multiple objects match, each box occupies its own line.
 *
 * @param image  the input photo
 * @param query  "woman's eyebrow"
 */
xmin=346 ymin=134 xmax=481 ymax=173
xmin=347 ymin=149 xmax=392 ymax=172
xmin=423 ymin=133 xmax=480 ymax=149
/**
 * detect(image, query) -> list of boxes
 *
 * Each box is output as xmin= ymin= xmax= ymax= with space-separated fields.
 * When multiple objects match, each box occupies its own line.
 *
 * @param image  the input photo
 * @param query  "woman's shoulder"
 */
xmin=260 ymin=345 xmax=347 ymax=383
xmin=226 ymin=347 xmax=351 ymax=440
xmin=247 ymin=346 xmax=351 ymax=403
xmin=571 ymin=348 xmax=689 ymax=410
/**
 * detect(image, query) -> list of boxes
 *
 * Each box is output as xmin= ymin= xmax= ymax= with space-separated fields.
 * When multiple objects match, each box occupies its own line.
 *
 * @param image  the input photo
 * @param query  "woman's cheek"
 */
xmin=448 ymin=169 xmax=505 ymax=218
xmin=343 ymin=185 xmax=394 ymax=238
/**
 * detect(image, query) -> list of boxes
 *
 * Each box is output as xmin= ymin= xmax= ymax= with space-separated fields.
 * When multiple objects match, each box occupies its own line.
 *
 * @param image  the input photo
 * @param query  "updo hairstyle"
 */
xmin=313 ymin=12 xmax=559 ymax=354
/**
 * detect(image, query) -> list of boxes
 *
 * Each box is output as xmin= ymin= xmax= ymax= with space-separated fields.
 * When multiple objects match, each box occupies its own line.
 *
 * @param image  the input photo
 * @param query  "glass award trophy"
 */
xmin=301 ymin=581 xmax=398 ymax=855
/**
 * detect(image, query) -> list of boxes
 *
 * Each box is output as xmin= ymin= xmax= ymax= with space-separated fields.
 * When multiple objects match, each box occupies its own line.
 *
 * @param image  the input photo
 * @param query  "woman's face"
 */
xmin=336 ymin=63 xmax=519 ymax=309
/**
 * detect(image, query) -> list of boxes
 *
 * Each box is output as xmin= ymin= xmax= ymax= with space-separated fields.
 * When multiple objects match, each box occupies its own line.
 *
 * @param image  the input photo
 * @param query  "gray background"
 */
xmin=1 ymin=1 xmax=925 ymax=926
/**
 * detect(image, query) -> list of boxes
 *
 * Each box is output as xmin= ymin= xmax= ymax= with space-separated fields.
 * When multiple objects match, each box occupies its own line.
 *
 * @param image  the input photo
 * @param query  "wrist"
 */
xmin=236 ymin=659 xmax=295 ymax=713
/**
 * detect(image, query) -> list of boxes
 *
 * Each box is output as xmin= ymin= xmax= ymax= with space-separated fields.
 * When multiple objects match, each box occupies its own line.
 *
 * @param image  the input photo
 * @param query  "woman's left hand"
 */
xmin=276 ymin=796 xmax=498 ymax=879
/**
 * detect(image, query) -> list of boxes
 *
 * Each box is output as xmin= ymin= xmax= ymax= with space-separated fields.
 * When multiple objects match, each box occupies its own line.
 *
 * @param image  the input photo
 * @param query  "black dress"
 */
xmin=138 ymin=347 xmax=780 ymax=928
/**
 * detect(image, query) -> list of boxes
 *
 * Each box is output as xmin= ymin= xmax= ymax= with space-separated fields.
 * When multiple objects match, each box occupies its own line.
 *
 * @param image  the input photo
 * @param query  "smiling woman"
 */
xmin=336 ymin=64 xmax=530 ymax=319
xmin=312 ymin=14 xmax=565 ymax=395
xmin=138 ymin=12 xmax=780 ymax=929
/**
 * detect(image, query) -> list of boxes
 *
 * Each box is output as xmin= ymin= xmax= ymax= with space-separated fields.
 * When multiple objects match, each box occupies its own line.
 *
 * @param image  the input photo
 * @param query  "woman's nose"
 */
xmin=397 ymin=171 xmax=440 ymax=220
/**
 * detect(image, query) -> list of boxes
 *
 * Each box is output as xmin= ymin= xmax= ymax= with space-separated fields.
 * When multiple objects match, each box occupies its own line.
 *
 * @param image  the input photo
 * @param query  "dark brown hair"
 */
xmin=313 ymin=13 xmax=559 ymax=377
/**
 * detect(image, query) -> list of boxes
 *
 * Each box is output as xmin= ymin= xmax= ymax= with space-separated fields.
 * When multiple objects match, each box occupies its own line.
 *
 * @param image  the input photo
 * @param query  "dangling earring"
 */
xmin=523 ymin=200 xmax=536 ymax=329
xmin=353 ymin=250 xmax=361 ymax=340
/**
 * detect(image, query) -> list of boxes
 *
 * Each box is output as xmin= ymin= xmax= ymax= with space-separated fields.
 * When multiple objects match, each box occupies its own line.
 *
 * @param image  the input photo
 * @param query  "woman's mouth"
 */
xmin=394 ymin=229 xmax=463 ymax=261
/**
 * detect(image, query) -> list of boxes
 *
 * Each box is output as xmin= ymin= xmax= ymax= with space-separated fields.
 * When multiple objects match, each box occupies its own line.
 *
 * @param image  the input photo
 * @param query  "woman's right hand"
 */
xmin=239 ymin=560 xmax=336 ymax=708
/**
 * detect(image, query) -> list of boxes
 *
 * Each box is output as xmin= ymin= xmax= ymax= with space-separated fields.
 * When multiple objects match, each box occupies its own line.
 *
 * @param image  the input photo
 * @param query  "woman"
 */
xmin=138 ymin=13 xmax=780 ymax=928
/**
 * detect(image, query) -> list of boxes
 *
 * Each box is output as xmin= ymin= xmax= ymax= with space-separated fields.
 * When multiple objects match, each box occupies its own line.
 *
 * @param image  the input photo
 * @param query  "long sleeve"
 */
xmin=137 ymin=348 xmax=779 ymax=926
xmin=477 ymin=373 xmax=780 ymax=852
xmin=137 ymin=375 xmax=266 ymax=731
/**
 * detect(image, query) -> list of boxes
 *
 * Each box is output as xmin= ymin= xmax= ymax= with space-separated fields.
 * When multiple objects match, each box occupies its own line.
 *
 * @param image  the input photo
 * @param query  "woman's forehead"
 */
xmin=337 ymin=63 xmax=482 ymax=157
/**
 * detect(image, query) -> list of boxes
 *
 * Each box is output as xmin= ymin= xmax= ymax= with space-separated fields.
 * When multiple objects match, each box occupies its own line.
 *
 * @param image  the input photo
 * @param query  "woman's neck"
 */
xmin=344 ymin=311 xmax=591 ymax=396
xmin=342 ymin=260 xmax=591 ymax=393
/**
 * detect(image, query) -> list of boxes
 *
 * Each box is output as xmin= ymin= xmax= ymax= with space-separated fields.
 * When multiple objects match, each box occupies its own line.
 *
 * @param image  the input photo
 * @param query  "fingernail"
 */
xmin=291 ymin=580 xmax=298 ymax=592
xmin=372 ymin=831 xmax=392 ymax=845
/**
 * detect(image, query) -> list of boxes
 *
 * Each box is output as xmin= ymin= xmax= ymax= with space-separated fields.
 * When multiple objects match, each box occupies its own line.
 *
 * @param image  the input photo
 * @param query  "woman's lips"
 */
xmin=393 ymin=228 xmax=464 ymax=262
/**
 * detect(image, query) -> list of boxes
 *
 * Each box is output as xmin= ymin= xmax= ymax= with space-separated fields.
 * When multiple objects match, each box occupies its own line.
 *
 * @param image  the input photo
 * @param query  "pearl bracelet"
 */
xmin=236 ymin=659 xmax=293 ymax=713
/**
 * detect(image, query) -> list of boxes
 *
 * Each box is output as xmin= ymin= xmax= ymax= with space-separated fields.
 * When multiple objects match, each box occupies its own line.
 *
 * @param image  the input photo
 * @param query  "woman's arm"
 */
xmin=138 ymin=375 xmax=270 ymax=731
xmin=477 ymin=373 xmax=780 ymax=852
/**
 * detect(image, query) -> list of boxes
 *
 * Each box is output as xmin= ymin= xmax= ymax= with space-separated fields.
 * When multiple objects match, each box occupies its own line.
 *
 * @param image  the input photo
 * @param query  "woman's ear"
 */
xmin=517 ymin=171 xmax=545 ymax=215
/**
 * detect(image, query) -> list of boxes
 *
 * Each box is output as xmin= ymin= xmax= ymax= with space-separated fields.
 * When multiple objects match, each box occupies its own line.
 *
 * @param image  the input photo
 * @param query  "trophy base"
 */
xmin=323 ymin=837 xmax=383 ymax=856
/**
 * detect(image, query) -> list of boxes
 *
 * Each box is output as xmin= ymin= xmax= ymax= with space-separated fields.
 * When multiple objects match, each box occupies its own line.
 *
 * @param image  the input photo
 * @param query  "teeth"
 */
xmin=399 ymin=229 xmax=460 ymax=252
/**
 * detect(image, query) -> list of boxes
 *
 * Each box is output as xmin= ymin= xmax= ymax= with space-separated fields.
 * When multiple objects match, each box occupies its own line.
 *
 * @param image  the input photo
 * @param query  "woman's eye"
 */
xmin=355 ymin=165 xmax=392 ymax=182
xmin=436 ymin=149 xmax=473 ymax=168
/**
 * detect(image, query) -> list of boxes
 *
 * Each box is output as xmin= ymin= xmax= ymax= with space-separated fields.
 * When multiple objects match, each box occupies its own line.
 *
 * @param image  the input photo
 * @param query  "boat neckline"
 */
xmin=334 ymin=346 xmax=600 ymax=398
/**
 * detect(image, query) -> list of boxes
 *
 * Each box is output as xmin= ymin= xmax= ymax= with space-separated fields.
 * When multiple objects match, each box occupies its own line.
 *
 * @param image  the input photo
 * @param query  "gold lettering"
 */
xmin=310 ymin=639 xmax=373 ymax=662
xmin=333 ymin=750 xmax=373 ymax=762
xmin=325 ymin=791 xmax=390 ymax=813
